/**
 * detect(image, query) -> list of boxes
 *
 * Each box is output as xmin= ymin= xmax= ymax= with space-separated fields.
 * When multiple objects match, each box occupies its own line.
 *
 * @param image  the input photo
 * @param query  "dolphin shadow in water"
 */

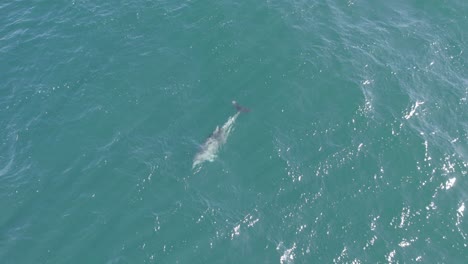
xmin=192 ymin=101 xmax=249 ymax=172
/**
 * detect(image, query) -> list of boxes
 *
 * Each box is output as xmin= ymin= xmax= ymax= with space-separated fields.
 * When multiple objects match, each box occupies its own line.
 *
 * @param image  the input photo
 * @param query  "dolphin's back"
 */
xmin=192 ymin=112 xmax=240 ymax=171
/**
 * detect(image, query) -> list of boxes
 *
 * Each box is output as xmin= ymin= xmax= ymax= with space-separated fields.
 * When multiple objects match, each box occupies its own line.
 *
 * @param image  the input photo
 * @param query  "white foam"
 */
xmin=279 ymin=243 xmax=296 ymax=264
xmin=445 ymin=177 xmax=456 ymax=190
xmin=230 ymin=224 xmax=240 ymax=239
xmin=457 ymin=202 xmax=465 ymax=217
xmin=404 ymin=101 xmax=424 ymax=120
xmin=386 ymin=250 xmax=396 ymax=263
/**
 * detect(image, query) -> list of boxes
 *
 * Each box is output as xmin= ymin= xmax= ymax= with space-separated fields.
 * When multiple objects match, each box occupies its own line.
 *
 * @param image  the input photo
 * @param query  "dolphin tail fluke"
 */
xmin=232 ymin=100 xmax=250 ymax=113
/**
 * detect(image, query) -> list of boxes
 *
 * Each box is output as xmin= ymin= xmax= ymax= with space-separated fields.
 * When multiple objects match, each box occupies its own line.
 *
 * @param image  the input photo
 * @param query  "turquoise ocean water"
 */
xmin=1 ymin=0 xmax=467 ymax=263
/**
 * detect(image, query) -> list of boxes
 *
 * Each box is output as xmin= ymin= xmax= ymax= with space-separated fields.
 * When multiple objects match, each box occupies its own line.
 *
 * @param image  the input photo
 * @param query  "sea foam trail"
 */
xmin=192 ymin=112 xmax=240 ymax=171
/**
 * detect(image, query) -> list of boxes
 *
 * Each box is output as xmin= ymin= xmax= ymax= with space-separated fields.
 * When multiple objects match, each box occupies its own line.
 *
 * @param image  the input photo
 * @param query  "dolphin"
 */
xmin=232 ymin=100 xmax=250 ymax=113
xmin=192 ymin=101 xmax=249 ymax=171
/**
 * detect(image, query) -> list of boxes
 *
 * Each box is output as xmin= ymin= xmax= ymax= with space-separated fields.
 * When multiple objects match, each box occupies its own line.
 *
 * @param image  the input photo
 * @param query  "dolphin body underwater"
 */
xmin=192 ymin=101 xmax=249 ymax=171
